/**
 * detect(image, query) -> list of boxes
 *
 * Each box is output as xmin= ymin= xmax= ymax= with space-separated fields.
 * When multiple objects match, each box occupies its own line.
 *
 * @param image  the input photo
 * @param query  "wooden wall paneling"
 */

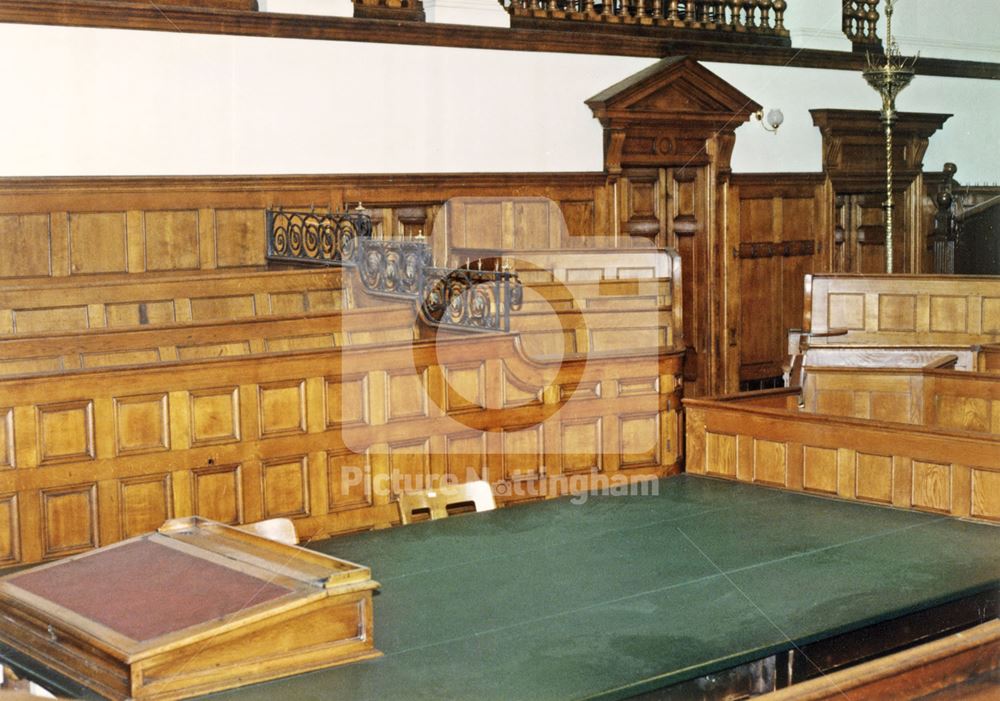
xmin=728 ymin=175 xmax=827 ymax=390
xmin=684 ymin=387 xmax=1000 ymax=523
xmin=0 ymin=330 xmax=684 ymax=567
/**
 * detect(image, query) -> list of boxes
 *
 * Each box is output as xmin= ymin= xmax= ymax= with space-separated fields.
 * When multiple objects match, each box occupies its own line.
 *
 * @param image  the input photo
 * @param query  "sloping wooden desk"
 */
xmin=0 ymin=518 xmax=379 ymax=700
xmin=3 ymin=476 xmax=998 ymax=699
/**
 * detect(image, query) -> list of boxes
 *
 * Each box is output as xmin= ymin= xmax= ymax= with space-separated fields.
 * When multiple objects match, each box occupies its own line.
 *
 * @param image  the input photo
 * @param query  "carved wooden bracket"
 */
xmin=586 ymin=56 xmax=760 ymax=176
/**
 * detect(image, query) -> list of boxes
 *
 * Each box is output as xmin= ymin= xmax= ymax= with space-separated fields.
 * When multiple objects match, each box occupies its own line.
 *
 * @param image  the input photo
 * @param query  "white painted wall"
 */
xmin=0 ymin=7 xmax=996 ymax=181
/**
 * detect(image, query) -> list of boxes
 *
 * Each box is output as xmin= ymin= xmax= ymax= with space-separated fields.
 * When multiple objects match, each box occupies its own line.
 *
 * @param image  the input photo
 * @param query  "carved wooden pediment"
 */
xmin=586 ymin=56 xmax=760 ymax=173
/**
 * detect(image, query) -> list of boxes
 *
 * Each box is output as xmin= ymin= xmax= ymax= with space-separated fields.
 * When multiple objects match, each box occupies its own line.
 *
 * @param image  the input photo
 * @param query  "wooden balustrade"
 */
xmin=502 ymin=0 xmax=789 ymax=44
xmin=842 ymin=0 xmax=881 ymax=51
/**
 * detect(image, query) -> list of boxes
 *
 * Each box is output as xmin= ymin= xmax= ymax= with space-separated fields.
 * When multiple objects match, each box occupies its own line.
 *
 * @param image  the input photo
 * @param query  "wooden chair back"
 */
xmin=235 ymin=518 xmax=299 ymax=546
xmin=397 ymin=481 xmax=497 ymax=525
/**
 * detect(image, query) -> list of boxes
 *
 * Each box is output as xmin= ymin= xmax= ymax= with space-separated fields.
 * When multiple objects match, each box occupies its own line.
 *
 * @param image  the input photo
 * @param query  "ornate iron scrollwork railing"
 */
xmin=358 ymin=239 xmax=433 ymax=299
xmin=266 ymin=208 xmax=372 ymax=266
xmin=421 ymin=267 xmax=523 ymax=333
xmin=266 ymin=208 xmax=522 ymax=333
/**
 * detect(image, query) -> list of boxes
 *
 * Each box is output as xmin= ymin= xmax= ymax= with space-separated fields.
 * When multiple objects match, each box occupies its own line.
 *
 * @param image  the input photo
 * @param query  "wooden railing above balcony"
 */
xmin=502 ymin=0 xmax=790 ymax=46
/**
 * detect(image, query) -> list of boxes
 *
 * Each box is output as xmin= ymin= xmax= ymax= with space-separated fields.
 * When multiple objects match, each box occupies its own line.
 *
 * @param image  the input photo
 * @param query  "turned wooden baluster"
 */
xmin=583 ymin=0 xmax=595 ymax=15
xmin=772 ymin=0 xmax=786 ymax=33
xmin=864 ymin=0 xmax=881 ymax=44
xmin=726 ymin=0 xmax=739 ymax=28
xmin=741 ymin=0 xmax=755 ymax=29
xmin=757 ymin=0 xmax=770 ymax=31
xmin=666 ymin=0 xmax=678 ymax=20
xmin=651 ymin=0 xmax=662 ymax=19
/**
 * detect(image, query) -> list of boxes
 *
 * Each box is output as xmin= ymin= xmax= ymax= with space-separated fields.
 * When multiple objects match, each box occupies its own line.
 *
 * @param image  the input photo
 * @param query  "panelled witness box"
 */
xmin=0 ymin=517 xmax=381 ymax=700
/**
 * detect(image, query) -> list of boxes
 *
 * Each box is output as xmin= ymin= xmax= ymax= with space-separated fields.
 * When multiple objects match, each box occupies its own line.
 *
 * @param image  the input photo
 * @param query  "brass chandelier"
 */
xmin=862 ymin=0 xmax=917 ymax=273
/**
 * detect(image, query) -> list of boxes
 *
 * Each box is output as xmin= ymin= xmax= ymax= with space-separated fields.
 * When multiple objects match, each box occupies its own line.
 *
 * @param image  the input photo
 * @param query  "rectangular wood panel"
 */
xmin=258 ymin=381 xmax=306 ymax=437
xmin=388 ymin=440 xmax=430 ymax=498
xmin=326 ymin=374 xmax=369 ymax=428
xmin=386 ymin=369 xmax=428 ymax=421
xmin=69 ymin=212 xmax=127 ymax=275
xmin=619 ymin=413 xmax=659 ymax=469
xmin=970 ymin=469 xmax=1000 ymax=522
xmin=446 ymin=432 xmax=487 ymax=482
xmin=444 ymin=363 xmax=485 ymax=413
xmin=560 ymin=418 xmax=602 ymax=474
xmin=327 ymin=450 xmax=372 ymax=512
xmin=41 ymin=484 xmax=98 ymax=558
xmin=502 ymin=425 xmax=544 ymax=482
xmin=0 ymin=494 xmax=19 ymax=564
xmin=119 ymin=474 xmax=173 ymax=538
xmin=189 ymin=388 xmax=241 ymax=446
xmin=262 ymin=456 xmax=309 ymax=519
xmin=192 ymin=464 xmax=243 ymax=525
xmin=705 ymin=432 xmax=737 ymax=477
xmin=0 ymin=214 xmax=50 ymax=278
xmin=753 ymin=438 xmax=786 ymax=486
xmin=215 ymin=209 xmax=266 ymax=268
xmin=855 ymin=453 xmax=893 ymax=504
xmin=114 ymin=393 xmax=169 ymax=455
xmin=0 ymin=409 xmax=11 ymax=468
xmin=145 ymin=210 xmax=200 ymax=271
xmin=802 ymin=445 xmax=838 ymax=494
xmin=911 ymin=461 xmax=951 ymax=514
xmin=37 ymin=400 xmax=95 ymax=465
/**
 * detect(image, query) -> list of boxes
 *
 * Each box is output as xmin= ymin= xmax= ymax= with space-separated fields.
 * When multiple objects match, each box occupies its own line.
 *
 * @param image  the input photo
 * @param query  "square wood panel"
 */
xmin=705 ymin=432 xmax=737 ymax=477
xmin=855 ymin=453 xmax=893 ymax=504
xmin=327 ymin=450 xmax=372 ymax=512
xmin=911 ymin=461 xmax=951 ymax=514
xmin=144 ymin=210 xmax=200 ymax=271
xmin=69 ymin=212 xmax=127 ymax=274
xmin=929 ymin=296 xmax=968 ymax=333
xmin=444 ymin=363 xmax=485 ymax=413
xmin=619 ymin=413 xmax=660 ymax=469
xmin=877 ymin=294 xmax=916 ymax=332
xmin=386 ymin=369 xmax=428 ymax=421
xmin=193 ymin=464 xmax=243 ymax=525
xmin=262 ymin=456 xmax=309 ymax=519
xmin=114 ymin=393 xmax=169 ymax=455
xmin=189 ymin=388 xmax=240 ymax=446
xmin=827 ymin=293 xmax=865 ymax=330
xmin=803 ymin=446 xmax=838 ymax=495
xmin=446 ymin=432 xmax=488 ymax=483
xmin=41 ymin=484 xmax=98 ymax=558
xmin=326 ymin=374 xmax=369 ymax=428
xmin=37 ymin=401 xmax=95 ymax=465
xmin=0 ymin=214 xmax=50 ymax=278
xmin=215 ymin=209 xmax=266 ymax=267
xmin=560 ymin=419 xmax=602 ymax=475
xmin=258 ymin=381 xmax=306 ymax=437
xmin=119 ymin=474 xmax=173 ymax=539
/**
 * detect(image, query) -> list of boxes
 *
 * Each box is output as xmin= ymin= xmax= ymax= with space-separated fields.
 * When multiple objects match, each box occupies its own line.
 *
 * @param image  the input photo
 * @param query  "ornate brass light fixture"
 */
xmin=862 ymin=0 xmax=917 ymax=273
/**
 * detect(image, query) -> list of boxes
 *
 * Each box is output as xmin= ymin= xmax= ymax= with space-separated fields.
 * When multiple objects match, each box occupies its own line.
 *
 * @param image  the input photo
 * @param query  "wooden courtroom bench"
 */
xmin=684 ymin=364 xmax=1000 ymax=524
xmin=0 ymin=306 xmax=418 ymax=377
xmin=785 ymin=273 xmax=1000 ymax=383
xmin=0 ymin=327 xmax=684 ymax=568
xmin=0 ymin=267 xmax=352 ymax=336
xmin=511 ymin=307 xmax=676 ymax=359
